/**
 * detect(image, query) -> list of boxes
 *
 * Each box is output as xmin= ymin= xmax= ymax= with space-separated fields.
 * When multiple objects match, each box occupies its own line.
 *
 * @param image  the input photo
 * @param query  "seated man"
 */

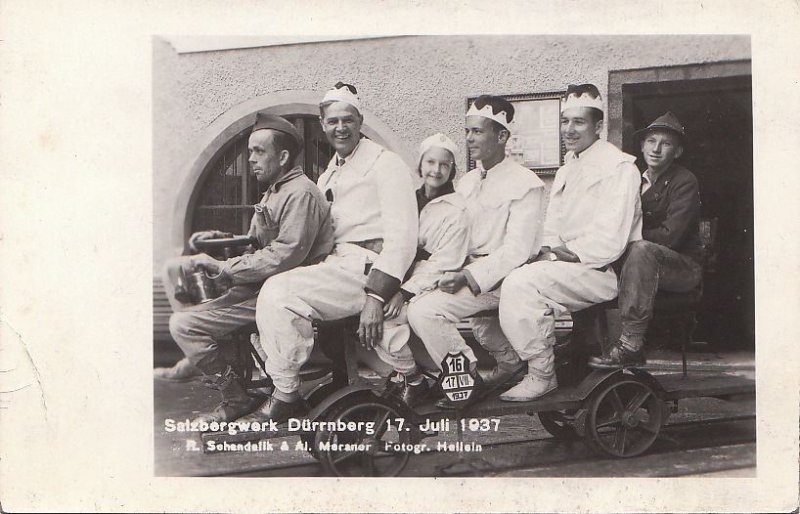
xmin=157 ymin=113 xmax=334 ymax=424
xmin=406 ymin=95 xmax=545 ymax=408
xmin=589 ymin=112 xmax=703 ymax=368
xmin=498 ymin=84 xmax=642 ymax=401
xmin=238 ymin=83 xmax=418 ymax=424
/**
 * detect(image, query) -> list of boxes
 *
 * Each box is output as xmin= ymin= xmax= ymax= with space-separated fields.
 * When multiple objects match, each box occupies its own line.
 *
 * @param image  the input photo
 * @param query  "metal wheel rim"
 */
xmin=538 ymin=410 xmax=581 ymax=440
xmin=586 ymin=377 xmax=663 ymax=458
xmin=315 ymin=400 xmax=412 ymax=477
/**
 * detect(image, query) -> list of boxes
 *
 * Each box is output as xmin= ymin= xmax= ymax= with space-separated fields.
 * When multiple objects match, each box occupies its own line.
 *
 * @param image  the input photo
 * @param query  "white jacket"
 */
xmin=543 ymin=139 xmax=642 ymax=268
xmin=457 ymin=158 xmax=545 ymax=293
xmin=402 ymin=192 xmax=470 ymax=296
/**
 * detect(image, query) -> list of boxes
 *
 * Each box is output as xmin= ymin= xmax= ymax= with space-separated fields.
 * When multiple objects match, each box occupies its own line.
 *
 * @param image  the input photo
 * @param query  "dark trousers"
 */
xmin=618 ymin=240 xmax=702 ymax=339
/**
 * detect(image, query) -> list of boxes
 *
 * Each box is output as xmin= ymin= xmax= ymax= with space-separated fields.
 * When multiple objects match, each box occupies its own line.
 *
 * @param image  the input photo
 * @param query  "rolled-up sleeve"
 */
xmin=464 ymin=186 xmax=544 ymax=292
xmin=565 ymin=162 xmax=641 ymax=267
xmin=402 ymin=209 xmax=469 ymax=297
xmin=225 ymin=191 xmax=324 ymax=285
xmin=643 ymin=175 xmax=700 ymax=249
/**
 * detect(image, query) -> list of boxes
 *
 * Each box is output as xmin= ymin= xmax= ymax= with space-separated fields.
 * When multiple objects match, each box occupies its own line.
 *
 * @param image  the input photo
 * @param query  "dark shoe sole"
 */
xmin=587 ymin=358 xmax=646 ymax=370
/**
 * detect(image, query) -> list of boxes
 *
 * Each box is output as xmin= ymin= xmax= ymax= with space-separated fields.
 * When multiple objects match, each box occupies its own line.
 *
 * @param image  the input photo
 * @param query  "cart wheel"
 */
xmin=538 ymin=410 xmax=582 ymax=440
xmin=584 ymin=375 xmax=664 ymax=458
xmin=315 ymin=397 xmax=412 ymax=477
xmin=300 ymin=432 xmax=320 ymax=460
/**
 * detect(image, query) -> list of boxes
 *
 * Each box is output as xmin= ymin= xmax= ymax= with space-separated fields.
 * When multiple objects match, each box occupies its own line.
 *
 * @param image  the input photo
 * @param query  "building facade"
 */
xmin=153 ymin=35 xmax=753 ymax=347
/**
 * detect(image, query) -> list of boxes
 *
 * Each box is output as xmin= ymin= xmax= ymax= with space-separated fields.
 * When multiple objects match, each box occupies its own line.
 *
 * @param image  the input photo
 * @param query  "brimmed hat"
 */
xmin=633 ymin=111 xmax=686 ymax=141
xmin=252 ymin=112 xmax=303 ymax=147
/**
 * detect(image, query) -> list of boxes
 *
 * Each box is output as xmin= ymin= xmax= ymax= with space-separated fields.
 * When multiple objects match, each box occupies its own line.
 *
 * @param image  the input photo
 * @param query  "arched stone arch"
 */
xmin=170 ymin=90 xmax=412 ymax=251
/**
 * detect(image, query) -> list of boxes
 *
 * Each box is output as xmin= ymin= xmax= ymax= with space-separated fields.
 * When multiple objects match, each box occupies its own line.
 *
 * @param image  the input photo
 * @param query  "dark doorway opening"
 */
xmin=622 ymin=75 xmax=754 ymax=349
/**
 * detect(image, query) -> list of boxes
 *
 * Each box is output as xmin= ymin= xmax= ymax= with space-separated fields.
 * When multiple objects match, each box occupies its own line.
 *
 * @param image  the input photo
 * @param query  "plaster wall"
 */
xmin=153 ymin=35 xmax=750 ymax=269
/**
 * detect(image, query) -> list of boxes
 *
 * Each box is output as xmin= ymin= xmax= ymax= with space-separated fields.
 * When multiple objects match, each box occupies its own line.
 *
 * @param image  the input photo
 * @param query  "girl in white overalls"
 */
xmin=373 ymin=133 xmax=470 ymax=407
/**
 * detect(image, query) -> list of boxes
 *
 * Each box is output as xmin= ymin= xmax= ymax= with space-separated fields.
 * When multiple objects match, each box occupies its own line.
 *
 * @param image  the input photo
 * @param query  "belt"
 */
xmin=351 ymin=238 xmax=383 ymax=254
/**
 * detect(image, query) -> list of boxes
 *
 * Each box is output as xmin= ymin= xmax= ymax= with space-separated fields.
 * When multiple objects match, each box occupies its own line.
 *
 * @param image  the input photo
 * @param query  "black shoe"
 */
xmin=588 ymin=342 xmax=646 ymax=369
xmin=385 ymin=375 xmax=430 ymax=409
xmin=477 ymin=362 xmax=527 ymax=388
xmin=236 ymin=395 xmax=307 ymax=425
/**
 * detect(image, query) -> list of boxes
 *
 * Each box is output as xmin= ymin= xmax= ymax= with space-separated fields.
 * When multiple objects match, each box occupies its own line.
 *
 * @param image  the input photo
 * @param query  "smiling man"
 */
xmin=239 ymin=83 xmax=417 ymax=425
xmin=498 ymin=84 xmax=642 ymax=401
xmin=406 ymin=95 xmax=545 ymax=408
xmin=156 ymin=113 xmax=334 ymax=425
xmin=589 ymin=112 xmax=703 ymax=368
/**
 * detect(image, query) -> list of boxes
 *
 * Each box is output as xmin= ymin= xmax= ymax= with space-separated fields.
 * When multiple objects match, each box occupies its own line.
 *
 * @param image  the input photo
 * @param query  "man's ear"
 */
xmin=279 ymin=149 xmax=291 ymax=168
xmin=497 ymin=128 xmax=510 ymax=145
xmin=675 ymin=145 xmax=684 ymax=159
xmin=593 ymin=118 xmax=604 ymax=136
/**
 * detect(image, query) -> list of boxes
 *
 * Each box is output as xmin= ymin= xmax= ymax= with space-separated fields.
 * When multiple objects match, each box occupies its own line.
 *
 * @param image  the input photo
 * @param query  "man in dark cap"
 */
xmin=589 ymin=111 xmax=703 ymax=368
xmin=156 ymin=113 xmax=334 ymax=424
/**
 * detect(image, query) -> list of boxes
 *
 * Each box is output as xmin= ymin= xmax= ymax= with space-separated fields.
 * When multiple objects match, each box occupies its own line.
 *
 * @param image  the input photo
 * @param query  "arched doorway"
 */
xmin=171 ymin=90 xmax=412 ymax=251
xmin=190 ymin=114 xmax=335 ymax=235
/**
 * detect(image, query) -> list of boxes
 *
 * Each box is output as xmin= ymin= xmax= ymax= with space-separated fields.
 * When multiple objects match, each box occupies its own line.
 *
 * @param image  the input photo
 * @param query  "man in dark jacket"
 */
xmin=589 ymin=112 xmax=703 ymax=367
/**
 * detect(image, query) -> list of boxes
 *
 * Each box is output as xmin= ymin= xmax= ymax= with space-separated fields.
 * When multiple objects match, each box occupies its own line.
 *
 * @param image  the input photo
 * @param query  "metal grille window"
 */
xmin=191 ymin=115 xmax=335 ymax=235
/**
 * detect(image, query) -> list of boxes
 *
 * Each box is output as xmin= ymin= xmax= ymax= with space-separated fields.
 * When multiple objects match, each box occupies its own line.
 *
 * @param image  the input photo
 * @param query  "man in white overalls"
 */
xmin=499 ymin=84 xmax=643 ymax=402
xmin=239 ymin=83 xmax=418 ymax=424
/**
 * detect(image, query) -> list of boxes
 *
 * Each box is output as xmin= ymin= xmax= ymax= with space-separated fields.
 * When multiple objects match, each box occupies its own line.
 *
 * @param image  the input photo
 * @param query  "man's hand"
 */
xmin=188 ymin=230 xmax=234 ymax=253
xmin=439 ymin=271 xmax=468 ymax=294
xmin=359 ymin=296 xmax=385 ymax=349
xmin=191 ymin=253 xmax=225 ymax=276
xmin=533 ymin=245 xmax=581 ymax=263
xmin=383 ymin=291 xmax=404 ymax=320
xmin=551 ymin=245 xmax=581 ymax=263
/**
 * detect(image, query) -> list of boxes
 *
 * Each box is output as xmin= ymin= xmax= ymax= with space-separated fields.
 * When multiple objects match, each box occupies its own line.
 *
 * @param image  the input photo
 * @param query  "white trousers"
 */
xmin=255 ymin=244 xmax=414 ymax=393
xmin=406 ymin=287 xmax=519 ymax=370
xmin=499 ymin=261 xmax=618 ymax=376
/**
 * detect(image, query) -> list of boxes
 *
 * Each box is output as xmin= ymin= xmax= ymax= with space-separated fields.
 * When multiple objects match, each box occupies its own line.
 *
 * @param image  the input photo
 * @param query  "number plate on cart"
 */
xmin=439 ymin=352 xmax=476 ymax=405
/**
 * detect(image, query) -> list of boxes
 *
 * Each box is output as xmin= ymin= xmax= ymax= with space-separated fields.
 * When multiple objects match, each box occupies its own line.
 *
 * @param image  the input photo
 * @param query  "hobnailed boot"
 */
xmin=153 ymin=357 xmax=203 ymax=382
xmin=192 ymin=365 xmax=262 ymax=424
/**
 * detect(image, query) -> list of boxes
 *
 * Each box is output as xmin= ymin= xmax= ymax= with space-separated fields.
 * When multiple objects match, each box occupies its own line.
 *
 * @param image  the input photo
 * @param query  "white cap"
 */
xmin=419 ymin=133 xmax=458 ymax=159
xmin=466 ymin=102 xmax=512 ymax=130
xmin=321 ymin=84 xmax=361 ymax=112
xmin=561 ymin=91 xmax=604 ymax=113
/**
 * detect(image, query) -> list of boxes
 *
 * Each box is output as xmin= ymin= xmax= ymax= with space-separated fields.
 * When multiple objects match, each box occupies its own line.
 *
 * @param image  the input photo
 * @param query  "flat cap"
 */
xmin=252 ymin=112 xmax=303 ymax=146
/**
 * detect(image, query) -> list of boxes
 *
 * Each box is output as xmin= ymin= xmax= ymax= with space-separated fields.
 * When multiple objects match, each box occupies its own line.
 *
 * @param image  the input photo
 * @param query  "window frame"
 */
xmin=465 ymin=91 xmax=566 ymax=176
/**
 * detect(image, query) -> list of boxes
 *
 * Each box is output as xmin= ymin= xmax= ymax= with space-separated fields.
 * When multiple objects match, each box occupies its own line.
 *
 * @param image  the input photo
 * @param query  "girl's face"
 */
xmin=420 ymin=147 xmax=455 ymax=190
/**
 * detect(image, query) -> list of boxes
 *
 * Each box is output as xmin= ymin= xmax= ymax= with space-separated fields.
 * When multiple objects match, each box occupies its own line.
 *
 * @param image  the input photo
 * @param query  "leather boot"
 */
xmin=384 ymin=373 xmax=431 ymax=409
xmin=588 ymin=341 xmax=646 ymax=369
xmin=192 ymin=365 xmax=262 ymax=424
xmin=236 ymin=395 xmax=307 ymax=425
xmin=478 ymin=361 xmax=527 ymax=388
